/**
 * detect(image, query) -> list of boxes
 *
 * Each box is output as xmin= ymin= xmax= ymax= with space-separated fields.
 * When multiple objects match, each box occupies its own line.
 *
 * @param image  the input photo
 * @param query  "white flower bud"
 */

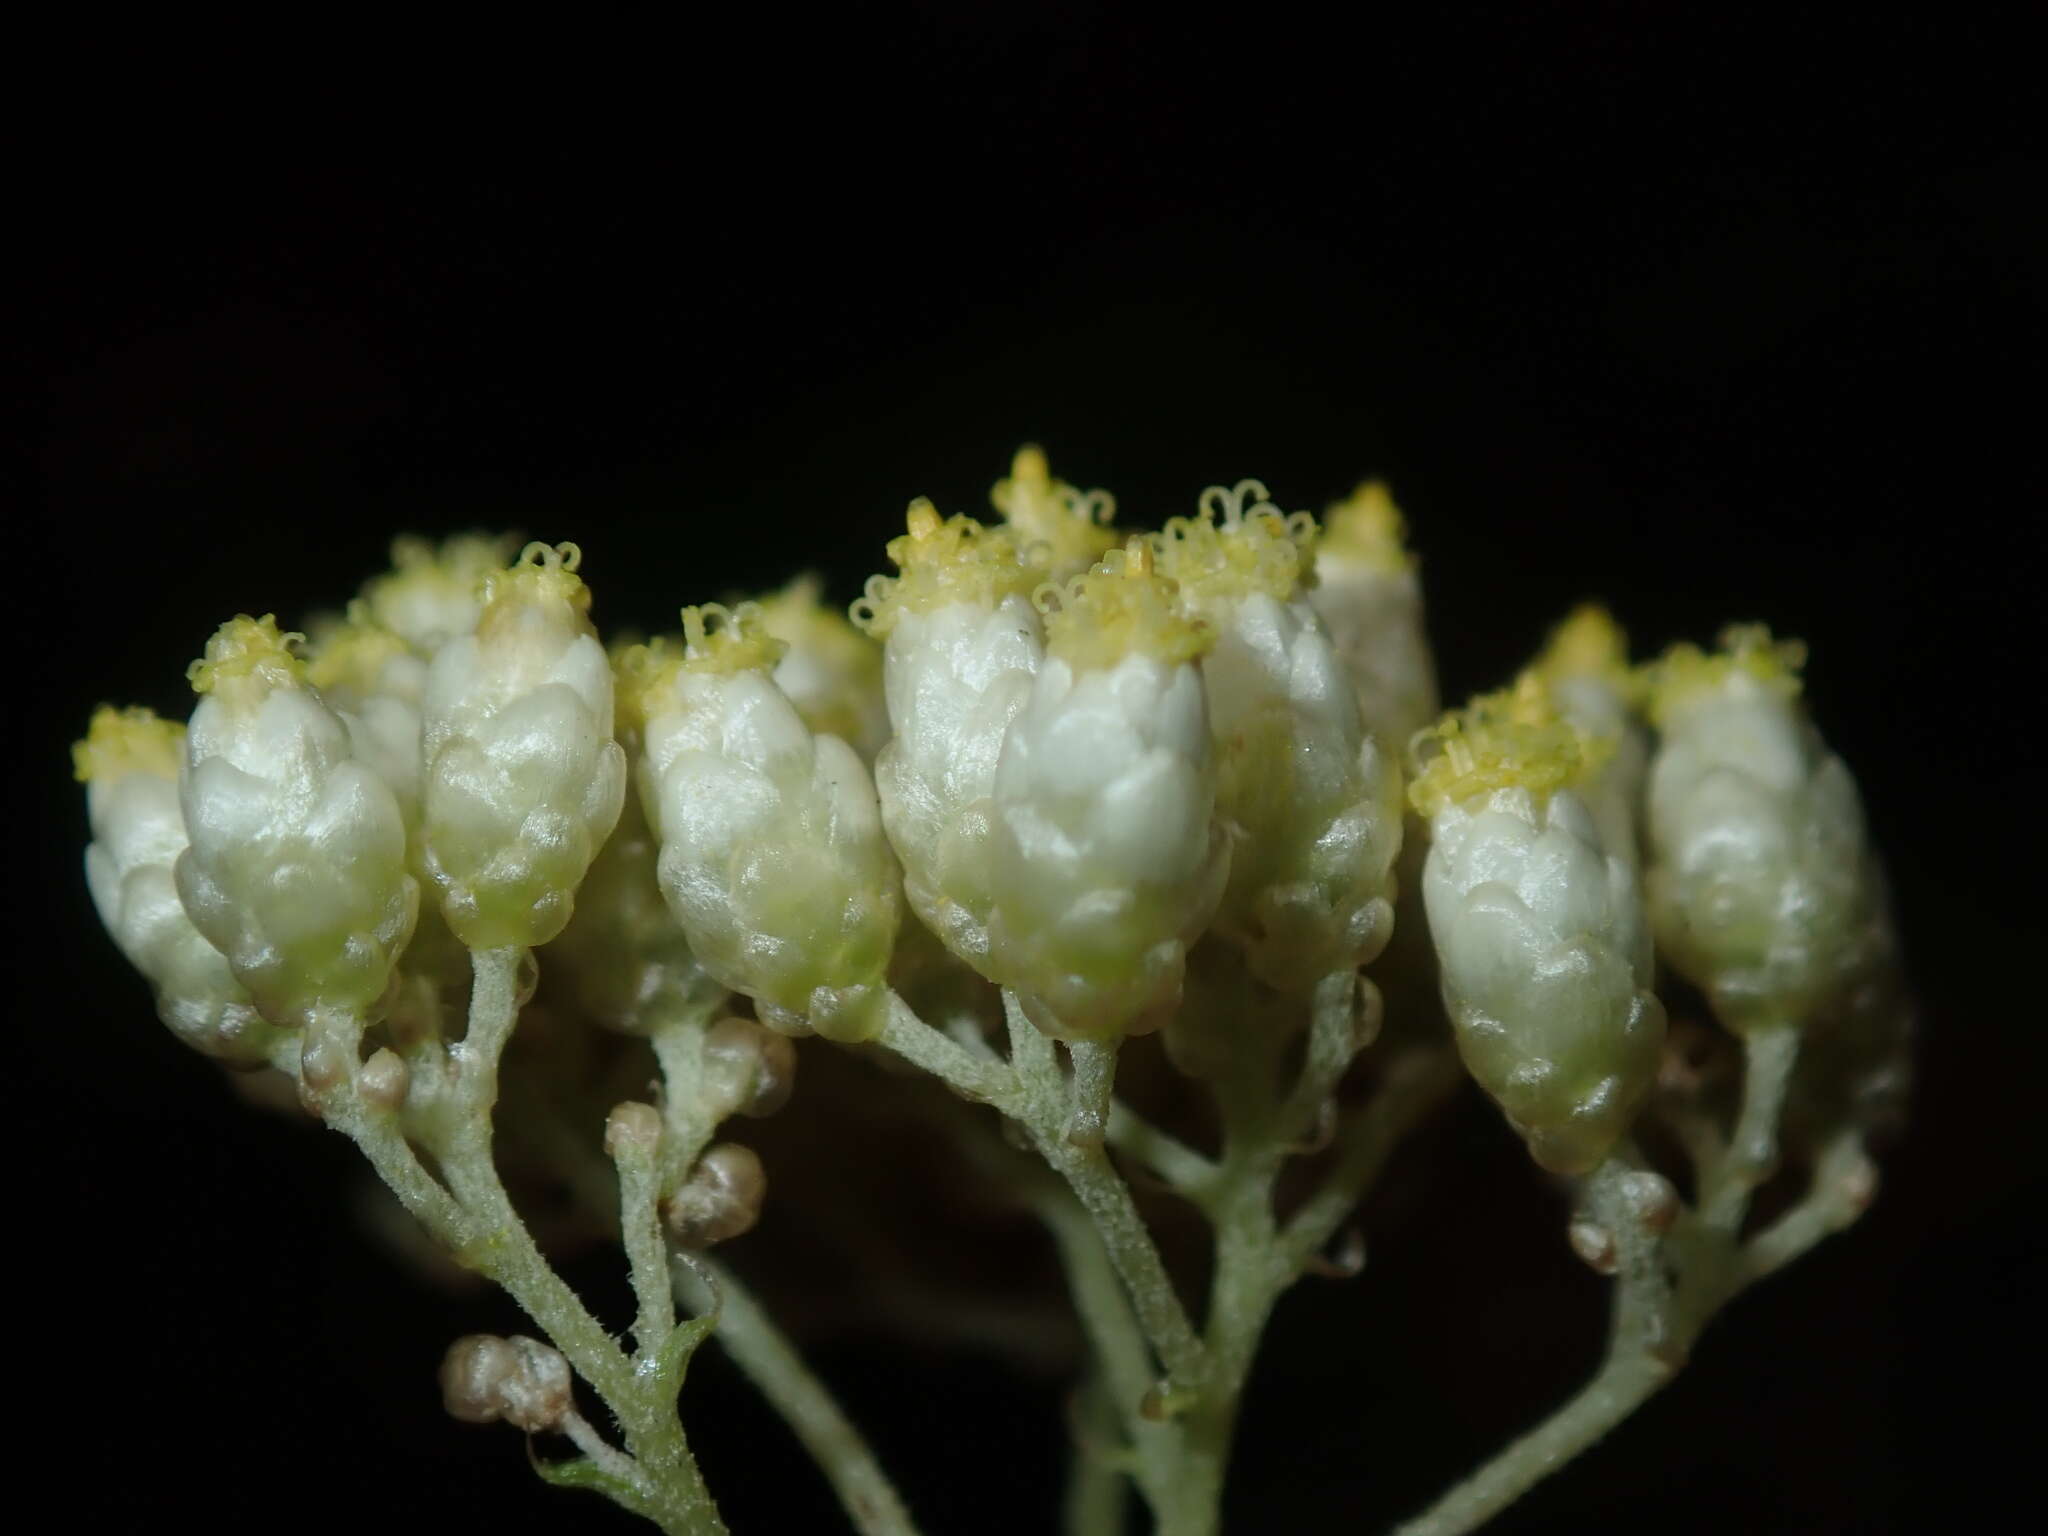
xmin=1532 ymin=605 xmax=1649 ymax=868
xmin=439 ymin=1334 xmax=573 ymax=1433
xmin=1412 ymin=679 xmax=1663 ymax=1174
xmin=664 ymin=1142 xmax=767 ymax=1248
xmin=421 ymin=542 xmax=626 ymax=949
xmin=853 ymin=501 xmax=1047 ymax=968
xmin=989 ymin=444 xmax=1119 ymax=583
xmin=175 ymin=617 xmax=417 ymax=1026
xmin=1306 ymin=482 xmax=1440 ymax=749
xmin=76 ymin=706 xmax=273 ymax=1062
xmin=754 ymin=574 xmax=890 ymax=761
xmin=1645 ymin=628 xmax=1890 ymax=1033
xmin=984 ymin=543 xmax=1227 ymax=1039
xmin=628 ymin=605 xmax=900 ymax=1043
xmin=1154 ymin=482 xmax=1401 ymax=990
xmin=357 ymin=532 xmax=519 ymax=658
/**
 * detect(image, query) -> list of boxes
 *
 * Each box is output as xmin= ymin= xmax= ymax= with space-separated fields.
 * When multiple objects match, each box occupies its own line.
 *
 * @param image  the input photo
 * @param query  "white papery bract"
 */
xmin=854 ymin=501 xmax=1047 ymax=969
xmin=1308 ymin=481 xmax=1440 ymax=751
xmin=77 ymin=706 xmax=275 ymax=1062
xmin=631 ymin=606 xmax=900 ymax=1043
xmin=421 ymin=543 xmax=626 ymax=950
xmin=1646 ymin=629 xmax=1888 ymax=1034
xmin=1413 ymin=683 xmax=1663 ymax=1174
xmin=984 ymin=545 xmax=1226 ymax=1040
xmin=1155 ymin=482 xmax=1401 ymax=991
xmin=175 ymin=616 xmax=418 ymax=1027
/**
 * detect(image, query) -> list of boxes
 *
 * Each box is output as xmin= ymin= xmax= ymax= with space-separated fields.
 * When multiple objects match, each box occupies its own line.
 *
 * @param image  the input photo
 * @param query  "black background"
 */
xmin=18 ymin=11 xmax=2041 ymax=1534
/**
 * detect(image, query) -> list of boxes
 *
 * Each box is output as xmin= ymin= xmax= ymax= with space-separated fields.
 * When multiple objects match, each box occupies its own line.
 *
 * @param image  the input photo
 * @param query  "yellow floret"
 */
xmin=850 ymin=500 xmax=1044 ymax=638
xmin=1645 ymin=624 xmax=1806 ymax=724
xmin=1041 ymin=539 xmax=1212 ymax=670
xmin=73 ymin=704 xmax=185 ymax=784
xmin=1533 ymin=603 xmax=1644 ymax=700
xmin=1151 ymin=479 xmax=1318 ymax=603
xmin=1407 ymin=672 xmax=1610 ymax=818
xmin=187 ymin=615 xmax=306 ymax=697
xmin=476 ymin=541 xmax=593 ymax=640
xmin=305 ymin=604 xmax=412 ymax=698
xmin=990 ymin=444 xmax=1119 ymax=576
xmin=1320 ymin=480 xmax=1414 ymax=574
xmin=617 ymin=605 xmax=787 ymax=719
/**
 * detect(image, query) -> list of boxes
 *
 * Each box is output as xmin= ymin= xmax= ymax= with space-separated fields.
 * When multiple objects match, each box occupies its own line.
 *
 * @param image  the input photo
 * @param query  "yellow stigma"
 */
xmin=1152 ymin=479 xmax=1318 ymax=603
xmin=359 ymin=531 xmax=520 ymax=647
xmin=1407 ymin=672 xmax=1609 ymax=818
xmin=305 ymin=604 xmax=412 ymax=699
xmin=1645 ymin=624 xmax=1807 ymax=724
xmin=1320 ymin=480 xmax=1414 ymax=574
xmin=1040 ymin=539 xmax=1211 ymax=670
xmin=73 ymin=704 xmax=184 ymax=784
xmin=990 ymin=445 xmax=1118 ymax=577
xmin=187 ymin=615 xmax=306 ymax=697
xmin=850 ymin=500 xmax=1044 ymax=638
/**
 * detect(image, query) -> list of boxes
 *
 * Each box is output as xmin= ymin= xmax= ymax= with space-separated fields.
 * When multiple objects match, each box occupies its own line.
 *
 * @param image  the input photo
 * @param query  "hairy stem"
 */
xmin=676 ymin=1260 xmax=921 ymax=1536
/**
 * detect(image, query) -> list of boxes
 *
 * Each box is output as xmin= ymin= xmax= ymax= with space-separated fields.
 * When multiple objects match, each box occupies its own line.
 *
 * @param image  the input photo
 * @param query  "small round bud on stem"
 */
xmin=1619 ymin=1169 xmax=1681 ymax=1234
xmin=359 ymin=1048 xmax=409 ymax=1112
xmin=604 ymin=1100 xmax=664 ymax=1160
xmin=702 ymin=1017 xmax=798 ymax=1120
xmin=663 ymin=1143 xmax=767 ymax=1248
xmin=1569 ymin=1219 xmax=1619 ymax=1274
xmin=439 ymin=1334 xmax=574 ymax=1433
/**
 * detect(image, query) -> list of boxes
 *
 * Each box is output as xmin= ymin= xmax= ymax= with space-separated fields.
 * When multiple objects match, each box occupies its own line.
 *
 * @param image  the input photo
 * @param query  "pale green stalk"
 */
xmin=675 ymin=1260 xmax=921 ymax=1536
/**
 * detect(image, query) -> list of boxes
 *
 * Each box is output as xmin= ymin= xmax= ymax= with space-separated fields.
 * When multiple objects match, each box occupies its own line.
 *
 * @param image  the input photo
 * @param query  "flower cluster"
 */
xmin=77 ymin=448 xmax=1909 ymax=1536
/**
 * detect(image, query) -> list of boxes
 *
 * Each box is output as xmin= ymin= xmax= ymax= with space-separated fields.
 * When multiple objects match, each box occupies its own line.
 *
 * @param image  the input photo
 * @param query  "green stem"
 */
xmin=442 ymin=947 xmax=726 ymax=1536
xmin=1701 ymin=1025 xmax=1801 ymax=1232
xmin=676 ymin=1260 xmax=921 ymax=1536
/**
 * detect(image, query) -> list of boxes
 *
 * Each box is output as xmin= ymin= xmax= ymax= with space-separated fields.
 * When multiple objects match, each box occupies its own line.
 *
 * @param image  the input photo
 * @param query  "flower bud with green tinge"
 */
xmin=853 ymin=500 xmax=1047 ymax=970
xmin=1645 ymin=628 xmax=1890 ymax=1033
xmin=175 ymin=617 xmax=418 ymax=1027
xmin=421 ymin=542 xmax=626 ymax=949
xmin=77 ymin=705 xmax=275 ymax=1062
xmin=1155 ymin=481 xmax=1402 ymax=991
xmin=629 ymin=605 xmax=900 ymax=1043
xmin=1411 ymin=677 xmax=1663 ymax=1174
xmin=984 ymin=541 xmax=1228 ymax=1040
